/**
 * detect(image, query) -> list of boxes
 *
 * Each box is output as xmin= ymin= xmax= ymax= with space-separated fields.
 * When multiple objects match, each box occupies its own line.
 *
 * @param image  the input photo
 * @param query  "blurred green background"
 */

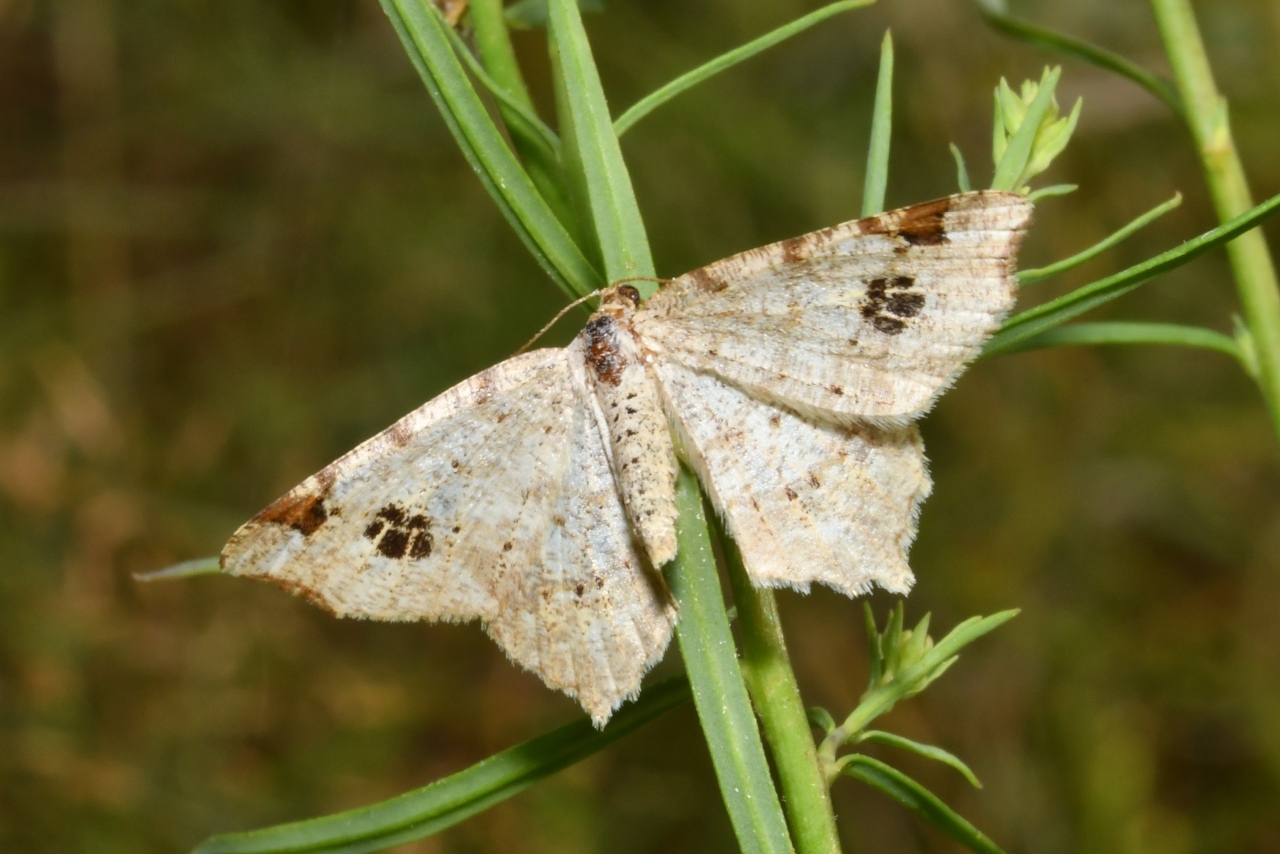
xmin=2 ymin=0 xmax=1279 ymax=851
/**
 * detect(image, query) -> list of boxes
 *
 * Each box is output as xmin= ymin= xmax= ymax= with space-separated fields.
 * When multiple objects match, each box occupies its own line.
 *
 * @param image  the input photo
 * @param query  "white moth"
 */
xmin=221 ymin=191 xmax=1033 ymax=725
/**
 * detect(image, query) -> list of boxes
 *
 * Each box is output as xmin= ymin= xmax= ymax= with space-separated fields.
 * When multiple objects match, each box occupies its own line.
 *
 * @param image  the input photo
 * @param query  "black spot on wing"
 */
xmin=365 ymin=503 xmax=433 ymax=560
xmin=859 ymin=275 xmax=923 ymax=335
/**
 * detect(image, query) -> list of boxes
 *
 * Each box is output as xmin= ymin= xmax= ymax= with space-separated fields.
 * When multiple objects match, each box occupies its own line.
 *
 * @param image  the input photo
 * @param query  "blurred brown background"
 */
xmin=2 ymin=0 xmax=1279 ymax=851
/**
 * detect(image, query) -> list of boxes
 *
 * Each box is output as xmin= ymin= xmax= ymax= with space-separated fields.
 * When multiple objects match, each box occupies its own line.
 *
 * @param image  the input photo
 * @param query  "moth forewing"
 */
xmin=219 ymin=191 xmax=1033 ymax=726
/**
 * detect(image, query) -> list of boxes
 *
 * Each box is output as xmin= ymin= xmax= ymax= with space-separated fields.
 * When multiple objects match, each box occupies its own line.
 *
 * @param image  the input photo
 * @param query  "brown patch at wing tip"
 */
xmin=897 ymin=197 xmax=952 ymax=246
xmin=257 ymin=489 xmax=330 ymax=536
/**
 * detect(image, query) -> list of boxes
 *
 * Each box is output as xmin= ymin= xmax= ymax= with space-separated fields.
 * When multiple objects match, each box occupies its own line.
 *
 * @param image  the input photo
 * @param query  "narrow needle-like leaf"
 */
xmin=724 ymin=530 xmax=841 ymax=854
xmin=987 ymin=190 xmax=1280 ymax=355
xmin=841 ymin=755 xmax=1006 ymax=854
xmin=667 ymin=469 xmax=794 ymax=854
xmin=548 ymin=0 xmax=653 ymax=287
xmin=855 ymin=731 xmax=983 ymax=788
xmin=191 ymin=679 xmax=690 ymax=854
xmin=994 ymin=321 xmax=1246 ymax=365
xmin=133 ymin=556 xmax=221 ymax=582
xmin=441 ymin=22 xmax=562 ymax=164
xmin=862 ymin=30 xmax=894 ymax=218
xmin=1019 ymin=193 xmax=1183 ymax=284
xmin=614 ymin=0 xmax=875 ymax=137
xmin=950 ymin=143 xmax=972 ymax=193
xmin=380 ymin=0 xmax=602 ymax=298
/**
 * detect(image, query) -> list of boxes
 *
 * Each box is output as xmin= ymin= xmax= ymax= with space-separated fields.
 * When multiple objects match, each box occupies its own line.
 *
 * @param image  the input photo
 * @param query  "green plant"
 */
xmin=166 ymin=1 xmax=1280 ymax=852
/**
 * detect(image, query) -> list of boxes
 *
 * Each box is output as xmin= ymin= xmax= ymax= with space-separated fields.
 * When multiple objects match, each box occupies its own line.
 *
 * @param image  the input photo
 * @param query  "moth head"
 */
xmin=601 ymin=283 xmax=643 ymax=311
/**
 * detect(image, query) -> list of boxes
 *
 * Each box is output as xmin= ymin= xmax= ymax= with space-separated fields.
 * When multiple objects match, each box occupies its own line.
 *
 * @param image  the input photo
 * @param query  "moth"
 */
xmin=221 ymin=191 xmax=1033 ymax=725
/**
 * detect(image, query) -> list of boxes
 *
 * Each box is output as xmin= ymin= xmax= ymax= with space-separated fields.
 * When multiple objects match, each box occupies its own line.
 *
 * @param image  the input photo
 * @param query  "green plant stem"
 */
xmin=1151 ymin=0 xmax=1280 ymax=445
xmin=667 ymin=468 xmax=794 ymax=854
xmin=724 ymin=537 xmax=841 ymax=854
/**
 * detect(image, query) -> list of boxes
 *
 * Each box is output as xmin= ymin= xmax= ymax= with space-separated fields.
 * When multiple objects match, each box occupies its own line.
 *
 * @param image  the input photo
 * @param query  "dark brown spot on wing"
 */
xmin=873 ymin=316 xmax=907 ymax=334
xmin=376 ymin=528 xmax=410 ymax=559
xmin=829 ymin=384 xmax=844 ymax=396
xmin=860 ymin=275 xmax=922 ymax=335
xmin=897 ymin=197 xmax=952 ymax=245
xmin=887 ymin=291 xmax=925 ymax=318
xmin=859 ymin=197 xmax=952 ymax=246
xmin=257 ymin=490 xmax=330 ymax=536
xmin=784 ymin=487 xmax=798 ymax=501
xmin=365 ymin=503 xmax=433 ymax=560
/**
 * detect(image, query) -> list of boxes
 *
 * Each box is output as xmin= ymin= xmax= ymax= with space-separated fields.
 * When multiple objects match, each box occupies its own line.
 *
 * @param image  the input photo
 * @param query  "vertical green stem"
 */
xmin=1150 ymin=0 xmax=1280 ymax=444
xmin=667 ymin=469 xmax=795 ymax=854
xmin=725 ymin=537 xmax=842 ymax=854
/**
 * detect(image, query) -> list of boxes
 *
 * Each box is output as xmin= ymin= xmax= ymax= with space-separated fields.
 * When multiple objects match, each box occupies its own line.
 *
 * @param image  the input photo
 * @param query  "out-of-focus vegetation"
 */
xmin=2 ymin=0 xmax=1279 ymax=851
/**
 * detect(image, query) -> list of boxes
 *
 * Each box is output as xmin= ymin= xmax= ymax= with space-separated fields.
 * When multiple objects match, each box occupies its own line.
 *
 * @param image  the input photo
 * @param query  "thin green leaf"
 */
xmin=667 ymin=468 xmax=794 ymax=854
xmin=1026 ymin=183 xmax=1076 ymax=202
xmin=133 ymin=556 xmax=221 ymax=582
xmin=840 ymin=755 xmax=1006 ymax=854
xmin=466 ymin=0 xmax=576 ymax=230
xmin=986 ymin=190 xmax=1280 ymax=356
xmin=856 ymin=731 xmax=983 ymax=788
xmin=380 ymin=0 xmax=602 ymax=298
xmin=613 ymin=0 xmax=875 ymax=137
xmin=990 ymin=66 xmax=1060 ymax=192
xmin=440 ymin=21 xmax=562 ymax=165
xmin=191 ymin=678 xmax=689 ymax=854
xmin=950 ymin=143 xmax=972 ymax=193
xmin=993 ymin=320 xmax=1246 ymax=363
xmin=505 ymin=0 xmax=602 ymax=30
xmin=863 ymin=602 xmax=883 ymax=687
xmin=972 ymin=0 xmax=1184 ymax=120
xmin=469 ymin=0 xmax=534 ymax=106
xmin=924 ymin=610 xmax=1018 ymax=665
xmin=724 ymin=528 xmax=841 ymax=854
xmin=861 ymin=30 xmax=894 ymax=218
xmin=1019 ymin=193 xmax=1183 ymax=284
xmin=547 ymin=0 xmax=654 ymax=287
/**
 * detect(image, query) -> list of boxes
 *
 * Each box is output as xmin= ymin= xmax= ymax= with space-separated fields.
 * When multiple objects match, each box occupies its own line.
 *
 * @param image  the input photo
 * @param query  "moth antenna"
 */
xmin=516 ymin=289 xmax=602 ymax=355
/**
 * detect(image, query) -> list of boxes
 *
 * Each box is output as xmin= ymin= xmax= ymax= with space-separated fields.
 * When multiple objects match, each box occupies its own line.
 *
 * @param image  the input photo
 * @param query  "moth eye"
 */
xmin=617 ymin=285 xmax=641 ymax=307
